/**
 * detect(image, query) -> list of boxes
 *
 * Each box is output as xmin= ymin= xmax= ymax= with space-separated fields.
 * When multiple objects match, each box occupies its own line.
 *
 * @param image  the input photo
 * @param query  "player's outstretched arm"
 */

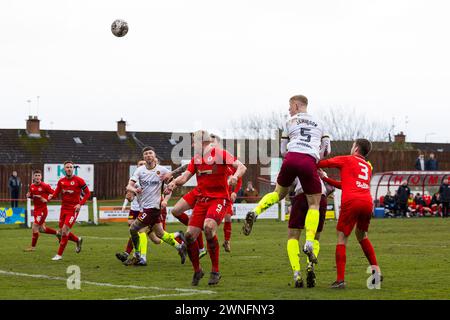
xmin=164 ymin=171 xmax=194 ymax=194
xmin=229 ymin=160 xmax=246 ymax=186
xmin=79 ymin=185 xmax=91 ymax=206
xmin=48 ymin=181 xmax=61 ymax=201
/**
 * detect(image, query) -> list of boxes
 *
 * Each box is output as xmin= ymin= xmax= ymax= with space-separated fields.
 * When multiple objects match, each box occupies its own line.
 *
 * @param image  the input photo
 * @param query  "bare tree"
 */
xmin=227 ymin=107 xmax=392 ymax=141
xmin=319 ymin=106 xmax=393 ymax=141
xmin=229 ymin=110 xmax=286 ymax=139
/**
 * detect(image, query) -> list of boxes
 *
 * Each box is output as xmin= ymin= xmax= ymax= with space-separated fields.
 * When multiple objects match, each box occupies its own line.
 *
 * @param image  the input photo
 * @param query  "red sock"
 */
xmin=336 ymin=244 xmax=346 ymax=282
xmin=68 ymin=232 xmax=79 ymax=243
xmin=31 ymin=232 xmax=39 ymax=247
xmin=44 ymin=226 xmax=57 ymax=235
xmin=57 ymin=235 xmax=69 ymax=256
xmin=177 ymin=213 xmax=190 ymax=226
xmin=125 ymin=238 xmax=133 ymax=254
xmin=197 ymin=232 xmax=204 ymax=250
xmin=187 ymin=240 xmax=201 ymax=272
xmin=223 ymin=221 xmax=232 ymax=241
xmin=207 ymin=235 xmax=220 ymax=273
xmin=359 ymin=238 xmax=378 ymax=266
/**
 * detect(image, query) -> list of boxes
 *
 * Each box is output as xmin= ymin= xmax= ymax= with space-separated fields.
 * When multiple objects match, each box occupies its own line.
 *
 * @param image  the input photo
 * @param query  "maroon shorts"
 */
xmin=183 ymin=188 xmax=200 ymax=208
xmin=128 ymin=210 xmax=140 ymax=220
xmin=137 ymin=208 xmax=161 ymax=227
xmin=337 ymin=199 xmax=373 ymax=236
xmin=289 ymin=194 xmax=327 ymax=232
xmin=189 ymin=198 xmax=228 ymax=229
xmin=59 ymin=208 xmax=79 ymax=229
xmin=277 ymin=152 xmax=321 ymax=194
xmin=33 ymin=207 xmax=48 ymax=226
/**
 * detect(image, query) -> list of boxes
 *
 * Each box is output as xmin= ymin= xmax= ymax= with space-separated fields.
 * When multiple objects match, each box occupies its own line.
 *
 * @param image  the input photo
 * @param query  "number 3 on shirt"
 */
xmin=358 ymin=162 xmax=369 ymax=181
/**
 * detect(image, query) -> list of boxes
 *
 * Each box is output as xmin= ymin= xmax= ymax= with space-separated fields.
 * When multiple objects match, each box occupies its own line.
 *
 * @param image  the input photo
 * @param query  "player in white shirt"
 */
xmin=243 ymin=94 xmax=331 ymax=269
xmin=125 ymin=146 xmax=187 ymax=266
xmin=115 ymin=160 xmax=149 ymax=264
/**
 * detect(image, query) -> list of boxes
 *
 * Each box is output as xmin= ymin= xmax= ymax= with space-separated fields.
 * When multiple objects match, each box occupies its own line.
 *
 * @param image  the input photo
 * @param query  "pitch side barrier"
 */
xmin=96 ymin=197 xmax=287 ymax=223
xmin=0 ymin=198 xmax=97 ymax=227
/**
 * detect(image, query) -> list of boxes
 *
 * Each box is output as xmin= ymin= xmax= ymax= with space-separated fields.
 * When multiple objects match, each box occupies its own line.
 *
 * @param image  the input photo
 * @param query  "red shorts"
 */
xmin=189 ymin=197 xmax=229 ymax=229
xmin=183 ymin=188 xmax=200 ymax=208
xmin=59 ymin=208 xmax=79 ymax=229
xmin=225 ymin=201 xmax=235 ymax=215
xmin=33 ymin=207 xmax=48 ymax=226
xmin=289 ymin=194 xmax=327 ymax=232
xmin=277 ymin=152 xmax=321 ymax=194
xmin=138 ymin=208 xmax=161 ymax=227
xmin=337 ymin=200 xmax=373 ymax=237
xmin=128 ymin=210 xmax=140 ymax=220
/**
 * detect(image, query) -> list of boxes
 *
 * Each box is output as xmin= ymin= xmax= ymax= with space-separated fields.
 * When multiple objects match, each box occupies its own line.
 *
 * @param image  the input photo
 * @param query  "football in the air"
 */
xmin=111 ymin=19 xmax=128 ymax=37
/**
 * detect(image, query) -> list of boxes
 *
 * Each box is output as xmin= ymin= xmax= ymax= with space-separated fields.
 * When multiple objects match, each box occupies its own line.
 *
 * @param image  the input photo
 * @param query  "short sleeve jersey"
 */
xmin=318 ymin=155 xmax=373 ymax=204
xmin=29 ymin=182 xmax=54 ymax=209
xmin=282 ymin=112 xmax=327 ymax=161
xmin=187 ymin=147 xmax=236 ymax=199
xmin=131 ymin=164 xmax=169 ymax=209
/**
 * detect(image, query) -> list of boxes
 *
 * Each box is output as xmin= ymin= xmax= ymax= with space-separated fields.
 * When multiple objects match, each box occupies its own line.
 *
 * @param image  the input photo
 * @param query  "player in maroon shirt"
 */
xmin=48 ymin=161 xmax=91 ymax=261
xmin=24 ymin=170 xmax=58 ymax=252
xmin=165 ymin=130 xmax=246 ymax=286
xmin=318 ymin=139 xmax=381 ymax=289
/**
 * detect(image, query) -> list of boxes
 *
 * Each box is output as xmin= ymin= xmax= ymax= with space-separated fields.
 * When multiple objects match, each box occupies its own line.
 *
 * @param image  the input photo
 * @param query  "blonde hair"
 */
xmin=289 ymin=95 xmax=308 ymax=106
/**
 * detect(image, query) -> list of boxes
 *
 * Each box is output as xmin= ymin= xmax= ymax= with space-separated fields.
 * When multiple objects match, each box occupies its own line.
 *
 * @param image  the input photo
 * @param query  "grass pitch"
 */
xmin=0 ymin=218 xmax=449 ymax=300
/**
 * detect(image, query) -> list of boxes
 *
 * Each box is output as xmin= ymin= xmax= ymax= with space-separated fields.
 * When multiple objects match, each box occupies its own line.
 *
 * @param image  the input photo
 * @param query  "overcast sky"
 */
xmin=1 ymin=0 xmax=449 ymax=142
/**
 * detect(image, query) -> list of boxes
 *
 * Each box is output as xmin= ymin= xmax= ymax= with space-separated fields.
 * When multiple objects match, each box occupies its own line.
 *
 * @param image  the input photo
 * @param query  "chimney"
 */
xmin=394 ymin=131 xmax=406 ymax=144
xmin=26 ymin=115 xmax=41 ymax=138
xmin=117 ymin=118 xmax=127 ymax=140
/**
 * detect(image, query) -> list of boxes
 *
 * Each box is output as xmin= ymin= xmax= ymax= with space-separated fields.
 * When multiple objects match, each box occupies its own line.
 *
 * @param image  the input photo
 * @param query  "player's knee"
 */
xmin=38 ymin=226 xmax=46 ymax=233
xmin=185 ymin=232 xmax=195 ymax=244
xmin=204 ymin=226 xmax=215 ymax=239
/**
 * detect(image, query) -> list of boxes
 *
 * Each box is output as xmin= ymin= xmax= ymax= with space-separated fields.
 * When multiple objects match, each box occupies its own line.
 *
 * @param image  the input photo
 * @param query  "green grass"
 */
xmin=0 ymin=218 xmax=449 ymax=300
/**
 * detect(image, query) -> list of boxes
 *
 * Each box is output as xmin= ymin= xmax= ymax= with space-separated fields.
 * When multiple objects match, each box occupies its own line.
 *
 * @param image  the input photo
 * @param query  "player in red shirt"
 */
xmin=209 ymin=133 xmax=243 ymax=252
xmin=48 ymin=161 xmax=91 ymax=261
xmin=165 ymin=130 xmax=246 ymax=286
xmin=318 ymin=139 xmax=381 ymax=289
xmin=24 ymin=170 xmax=58 ymax=252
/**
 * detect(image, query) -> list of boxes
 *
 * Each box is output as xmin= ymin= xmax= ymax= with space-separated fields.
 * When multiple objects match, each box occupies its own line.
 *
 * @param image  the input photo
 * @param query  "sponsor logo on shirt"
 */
xmin=356 ymin=181 xmax=370 ymax=189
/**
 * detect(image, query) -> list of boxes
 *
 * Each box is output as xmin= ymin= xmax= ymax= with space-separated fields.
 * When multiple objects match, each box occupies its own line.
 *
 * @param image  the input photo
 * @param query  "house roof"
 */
xmin=0 ymin=129 xmax=185 ymax=164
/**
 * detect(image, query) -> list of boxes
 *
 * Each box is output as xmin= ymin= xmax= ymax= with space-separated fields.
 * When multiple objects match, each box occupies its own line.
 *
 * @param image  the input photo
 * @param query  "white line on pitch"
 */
xmin=0 ymin=270 xmax=216 ymax=296
xmin=114 ymin=292 xmax=200 ymax=300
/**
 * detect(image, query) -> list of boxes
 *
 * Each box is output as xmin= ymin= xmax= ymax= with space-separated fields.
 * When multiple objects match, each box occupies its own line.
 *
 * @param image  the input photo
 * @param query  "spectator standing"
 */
xmin=396 ymin=181 xmax=411 ymax=217
xmin=8 ymin=171 xmax=22 ymax=208
xmin=439 ymin=178 xmax=450 ymax=218
xmin=425 ymin=153 xmax=439 ymax=171
xmin=243 ymin=181 xmax=259 ymax=203
xmin=415 ymin=153 xmax=425 ymax=171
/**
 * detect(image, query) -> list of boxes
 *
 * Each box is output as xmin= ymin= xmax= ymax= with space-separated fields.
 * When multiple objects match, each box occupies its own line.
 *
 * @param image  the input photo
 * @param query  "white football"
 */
xmin=111 ymin=19 xmax=129 ymax=37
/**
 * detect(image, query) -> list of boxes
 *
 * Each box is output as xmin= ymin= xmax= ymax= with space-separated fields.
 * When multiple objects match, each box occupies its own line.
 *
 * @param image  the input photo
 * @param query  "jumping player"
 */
xmin=165 ymin=130 xmax=246 ymax=286
xmin=48 ymin=161 xmax=90 ymax=261
xmin=318 ymin=138 xmax=381 ymax=289
xmin=243 ymin=95 xmax=330 ymax=265
xmin=125 ymin=147 xmax=187 ymax=266
xmin=24 ymin=170 xmax=58 ymax=252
